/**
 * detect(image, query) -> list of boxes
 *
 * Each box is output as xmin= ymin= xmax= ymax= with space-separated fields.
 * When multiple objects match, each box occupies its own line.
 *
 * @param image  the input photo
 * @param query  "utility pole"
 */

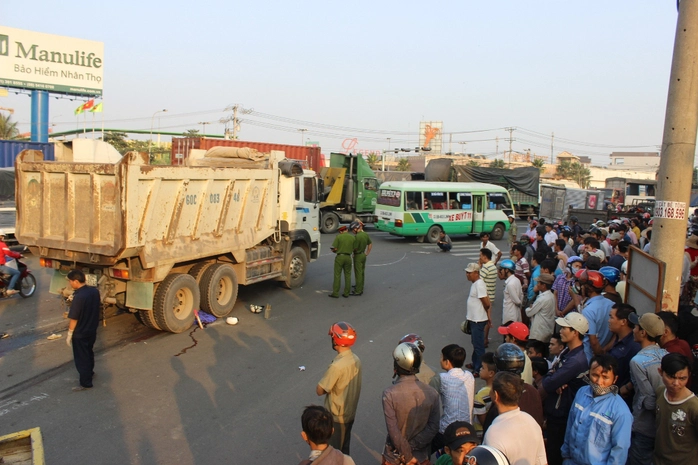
xmin=495 ymin=136 xmax=499 ymax=158
xmin=298 ymin=128 xmax=307 ymax=145
xmin=232 ymin=104 xmax=239 ymax=139
xmin=551 ymin=132 xmax=555 ymax=164
xmin=650 ymin=0 xmax=698 ymax=313
xmin=449 ymin=133 xmax=452 ymax=154
xmin=506 ymin=127 xmax=515 ymax=164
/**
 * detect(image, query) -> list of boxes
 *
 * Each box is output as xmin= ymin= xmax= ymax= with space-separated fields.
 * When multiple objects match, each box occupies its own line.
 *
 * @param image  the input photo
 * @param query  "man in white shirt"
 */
xmin=544 ymin=223 xmax=558 ymax=248
xmin=497 ymin=259 xmax=522 ymax=325
xmin=525 ymin=273 xmax=557 ymax=343
xmin=465 ymin=263 xmax=491 ymax=374
xmin=479 ymin=232 xmax=502 ymax=265
xmin=484 ymin=371 xmax=547 ymax=465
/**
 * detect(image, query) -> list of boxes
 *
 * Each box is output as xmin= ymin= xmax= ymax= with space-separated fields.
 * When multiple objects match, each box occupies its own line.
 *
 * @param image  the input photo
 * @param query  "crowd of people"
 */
xmin=300 ymin=214 xmax=698 ymax=465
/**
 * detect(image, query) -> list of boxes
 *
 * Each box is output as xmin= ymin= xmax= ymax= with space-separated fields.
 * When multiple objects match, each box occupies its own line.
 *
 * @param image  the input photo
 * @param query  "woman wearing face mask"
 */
xmin=560 ymin=354 xmax=633 ymax=465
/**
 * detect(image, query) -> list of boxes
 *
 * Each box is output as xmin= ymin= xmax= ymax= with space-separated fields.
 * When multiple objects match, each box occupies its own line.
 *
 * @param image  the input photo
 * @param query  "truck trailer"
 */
xmin=15 ymin=147 xmax=321 ymax=333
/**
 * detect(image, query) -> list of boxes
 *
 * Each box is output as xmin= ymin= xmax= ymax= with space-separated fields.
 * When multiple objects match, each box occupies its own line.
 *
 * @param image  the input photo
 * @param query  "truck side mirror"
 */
xmin=317 ymin=178 xmax=325 ymax=202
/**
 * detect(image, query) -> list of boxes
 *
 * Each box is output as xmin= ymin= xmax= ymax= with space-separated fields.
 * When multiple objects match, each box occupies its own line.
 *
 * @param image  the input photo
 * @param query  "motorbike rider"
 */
xmin=0 ymin=229 xmax=22 ymax=296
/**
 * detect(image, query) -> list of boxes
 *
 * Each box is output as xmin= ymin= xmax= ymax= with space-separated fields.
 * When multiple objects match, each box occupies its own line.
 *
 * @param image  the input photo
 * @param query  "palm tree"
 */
xmin=0 ymin=113 xmax=19 ymax=139
xmin=531 ymin=158 xmax=546 ymax=173
xmin=570 ymin=163 xmax=592 ymax=189
xmin=366 ymin=152 xmax=380 ymax=170
xmin=396 ymin=158 xmax=411 ymax=171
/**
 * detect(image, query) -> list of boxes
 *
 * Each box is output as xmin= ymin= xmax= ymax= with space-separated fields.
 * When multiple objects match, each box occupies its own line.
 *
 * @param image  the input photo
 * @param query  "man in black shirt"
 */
xmin=66 ymin=269 xmax=101 ymax=391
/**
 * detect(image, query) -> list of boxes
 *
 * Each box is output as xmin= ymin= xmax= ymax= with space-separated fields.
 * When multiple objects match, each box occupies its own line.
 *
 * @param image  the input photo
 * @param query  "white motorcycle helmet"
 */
xmin=393 ymin=342 xmax=422 ymax=375
xmin=465 ymin=445 xmax=511 ymax=465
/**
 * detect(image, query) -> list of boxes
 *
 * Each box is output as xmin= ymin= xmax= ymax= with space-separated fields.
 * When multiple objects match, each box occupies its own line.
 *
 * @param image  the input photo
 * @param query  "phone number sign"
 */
xmin=654 ymin=200 xmax=686 ymax=220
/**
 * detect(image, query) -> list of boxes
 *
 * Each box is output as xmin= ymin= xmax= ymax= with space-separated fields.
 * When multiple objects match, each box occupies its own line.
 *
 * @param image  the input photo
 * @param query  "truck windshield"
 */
xmin=378 ymin=189 xmax=401 ymax=207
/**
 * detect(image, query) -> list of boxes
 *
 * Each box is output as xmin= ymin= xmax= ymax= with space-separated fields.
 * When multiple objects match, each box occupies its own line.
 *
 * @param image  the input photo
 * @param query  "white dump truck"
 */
xmin=15 ymin=147 xmax=321 ymax=333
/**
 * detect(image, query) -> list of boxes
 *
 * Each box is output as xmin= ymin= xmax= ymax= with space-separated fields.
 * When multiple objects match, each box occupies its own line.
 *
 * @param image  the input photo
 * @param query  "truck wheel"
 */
xmin=135 ymin=310 xmax=161 ymax=330
xmin=426 ymin=225 xmax=443 ymax=244
xmin=321 ymin=212 xmax=340 ymax=234
xmin=490 ymin=223 xmax=505 ymax=241
xmin=283 ymin=246 xmax=307 ymax=289
xmin=200 ymin=264 xmax=238 ymax=318
xmin=188 ymin=262 xmax=213 ymax=284
xmin=153 ymin=273 xmax=199 ymax=333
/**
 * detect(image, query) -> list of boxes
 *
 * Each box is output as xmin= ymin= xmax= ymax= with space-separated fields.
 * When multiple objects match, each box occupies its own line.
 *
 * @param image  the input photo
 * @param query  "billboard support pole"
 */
xmin=30 ymin=91 xmax=49 ymax=143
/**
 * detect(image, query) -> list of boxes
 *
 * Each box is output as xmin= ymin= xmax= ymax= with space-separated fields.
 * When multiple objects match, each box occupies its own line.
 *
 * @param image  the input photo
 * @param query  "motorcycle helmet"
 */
xmin=493 ymin=343 xmax=525 ymax=375
xmin=0 ymin=229 xmax=5 ymax=237
xmin=595 ymin=220 xmax=608 ymax=228
xmin=399 ymin=333 xmax=425 ymax=352
xmin=497 ymin=259 xmax=516 ymax=272
xmin=329 ymin=322 xmax=357 ymax=347
xmin=567 ymin=255 xmax=583 ymax=273
xmin=569 ymin=216 xmax=578 ymax=223
xmin=575 ymin=269 xmax=605 ymax=291
xmin=519 ymin=235 xmax=531 ymax=244
xmin=465 ymin=446 xmax=511 ymax=465
xmin=599 ymin=266 xmax=621 ymax=285
xmin=350 ymin=221 xmax=361 ymax=231
xmin=621 ymin=260 xmax=628 ymax=275
xmin=393 ymin=342 xmax=422 ymax=375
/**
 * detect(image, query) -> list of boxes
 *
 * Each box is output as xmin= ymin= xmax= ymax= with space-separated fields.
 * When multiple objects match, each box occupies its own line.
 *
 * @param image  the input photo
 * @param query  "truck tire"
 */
xmin=135 ymin=309 xmax=161 ymax=330
xmin=153 ymin=273 xmax=199 ymax=333
xmin=188 ymin=262 xmax=213 ymax=284
xmin=321 ymin=212 xmax=340 ymax=234
xmin=200 ymin=264 xmax=238 ymax=318
xmin=426 ymin=225 xmax=443 ymax=244
xmin=283 ymin=246 xmax=307 ymax=289
xmin=490 ymin=223 xmax=506 ymax=241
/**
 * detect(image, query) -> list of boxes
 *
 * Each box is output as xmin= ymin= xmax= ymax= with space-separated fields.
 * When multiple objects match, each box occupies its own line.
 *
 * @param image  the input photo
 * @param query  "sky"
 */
xmin=0 ymin=1 xmax=683 ymax=165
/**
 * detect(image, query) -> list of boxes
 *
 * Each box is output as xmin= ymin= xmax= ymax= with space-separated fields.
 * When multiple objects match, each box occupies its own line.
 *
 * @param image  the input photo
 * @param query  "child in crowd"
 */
xmin=529 ymin=356 xmax=549 ymax=390
xmin=473 ymin=352 xmax=496 ymax=436
xmin=435 ymin=421 xmax=480 ymax=465
xmin=298 ymin=405 xmax=356 ymax=465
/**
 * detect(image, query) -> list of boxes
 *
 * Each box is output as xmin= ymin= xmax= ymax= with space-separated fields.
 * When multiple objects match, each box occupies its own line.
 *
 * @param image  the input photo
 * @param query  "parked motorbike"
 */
xmin=0 ymin=246 xmax=37 ymax=298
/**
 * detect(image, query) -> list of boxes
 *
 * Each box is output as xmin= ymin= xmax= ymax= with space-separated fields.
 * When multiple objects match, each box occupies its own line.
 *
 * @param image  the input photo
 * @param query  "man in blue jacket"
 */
xmin=561 ymin=354 xmax=632 ymax=465
xmin=538 ymin=313 xmax=590 ymax=465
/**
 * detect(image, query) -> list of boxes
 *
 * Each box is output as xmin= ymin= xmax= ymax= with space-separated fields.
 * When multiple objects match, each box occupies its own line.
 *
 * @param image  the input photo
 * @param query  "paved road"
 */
xmin=0 ymin=226 xmax=514 ymax=464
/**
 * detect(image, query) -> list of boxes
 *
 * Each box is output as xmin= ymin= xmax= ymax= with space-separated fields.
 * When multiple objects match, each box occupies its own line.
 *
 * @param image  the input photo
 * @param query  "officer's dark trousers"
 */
xmin=72 ymin=333 xmax=97 ymax=388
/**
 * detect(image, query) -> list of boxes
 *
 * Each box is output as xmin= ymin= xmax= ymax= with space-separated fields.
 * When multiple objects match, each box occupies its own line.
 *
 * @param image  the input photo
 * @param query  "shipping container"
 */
xmin=171 ymin=138 xmax=323 ymax=173
xmin=0 ymin=140 xmax=54 ymax=167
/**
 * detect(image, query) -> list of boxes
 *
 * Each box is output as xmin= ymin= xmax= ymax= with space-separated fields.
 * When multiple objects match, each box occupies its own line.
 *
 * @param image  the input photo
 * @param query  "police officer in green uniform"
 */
xmin=329 ymin=225 xmax=355 ymax=298
xmin=351 ymin=221 xmax=372 ymax=296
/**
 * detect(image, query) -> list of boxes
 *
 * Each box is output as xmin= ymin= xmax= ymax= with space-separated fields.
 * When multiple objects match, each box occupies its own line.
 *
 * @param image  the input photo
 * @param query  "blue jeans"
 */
xmin=437 ymin=242 xmax=452 ymax=251
xmin=626 ymin=431 xmax=654 ymax=465
xmin=469 ymin=320 xmax=487 ymax=371
xmin=0 ymin=264 xmax=20 ymax=290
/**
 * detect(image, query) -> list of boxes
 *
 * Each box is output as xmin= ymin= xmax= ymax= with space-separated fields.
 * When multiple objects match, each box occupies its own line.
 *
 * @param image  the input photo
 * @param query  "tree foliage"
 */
xmin=0 ymin=113 xmax=19 ymax=139
xmin=555 ymin=160 xmax=592 ymax=189
xmin=490 ymin=159 xmax=506 ymax=169
xmin=531 ymin=158 xmax=546 ymax=171
xmin=101 ymin=131 xmax=170 ymax=164
xmin=467 ymin=160 xmax=480 ymax=167
xmin=396 ymin=157 xmax=411 ymax=171
xmin=183 ymin=129 xmax=200 ymax=137
xmin=366 ymin=152 xmax=380 ymax=170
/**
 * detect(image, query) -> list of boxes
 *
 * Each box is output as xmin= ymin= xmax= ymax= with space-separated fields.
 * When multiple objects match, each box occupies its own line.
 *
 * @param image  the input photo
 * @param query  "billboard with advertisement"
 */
xmin=419 ymin=121 xmax=443 ymax=154
xmin=0 ymin=26 xmax=103 ymax=96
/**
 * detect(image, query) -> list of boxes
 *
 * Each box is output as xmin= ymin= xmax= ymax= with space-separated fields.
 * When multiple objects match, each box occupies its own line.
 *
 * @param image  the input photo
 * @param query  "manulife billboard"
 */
xmin=0 ymin=26 xmax=104 ymax=96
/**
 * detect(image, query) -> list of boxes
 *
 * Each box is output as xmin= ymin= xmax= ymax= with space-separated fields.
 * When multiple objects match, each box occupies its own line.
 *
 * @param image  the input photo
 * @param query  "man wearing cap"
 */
xmin=507 ymin=215 xmax=517 ymax=247
xmin=465 ymin=263 xmax=491 ymax=373
xmin=525 ymin=273 xmax=556 ymax=344
xmin=625 ymin=312 xmax=667 ymax=465
xmin=329 ymin=226 xmax=355 ymax=298
xmin=539 ymin=313 xmax=590 ymax=465
xmin=578 ymin=271 xmax=614 ymax=363
xmin=434 ymin=421 xmax=479 ymax=465
xmin=351 ymin=221 xmax=371 ymax=297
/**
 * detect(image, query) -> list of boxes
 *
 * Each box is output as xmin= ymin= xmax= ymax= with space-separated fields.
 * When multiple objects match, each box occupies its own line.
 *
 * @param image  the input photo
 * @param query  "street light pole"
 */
xmin=298 ymin=128 xmax=307 ymax=145
xmin=150 ymin=109 xmax=167 ymax=158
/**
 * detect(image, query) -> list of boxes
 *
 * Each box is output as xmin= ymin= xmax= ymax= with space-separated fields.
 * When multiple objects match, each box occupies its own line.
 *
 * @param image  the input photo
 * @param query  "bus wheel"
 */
xmin=321 ymin=212 xmax=340 ymax=234
xmin=426 ymin=225 xmax=443 ymax=244
xmin=491 ymin=223 xmax=505 ymax=241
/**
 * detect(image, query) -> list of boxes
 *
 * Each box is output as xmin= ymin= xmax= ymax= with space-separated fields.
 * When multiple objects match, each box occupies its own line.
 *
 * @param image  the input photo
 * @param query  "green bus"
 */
xmin=374 ymin=181 xmax=513 ymax=243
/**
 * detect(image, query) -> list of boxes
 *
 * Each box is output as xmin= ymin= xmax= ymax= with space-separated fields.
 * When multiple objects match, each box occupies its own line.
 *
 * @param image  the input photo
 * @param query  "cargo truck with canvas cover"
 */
xmin=15 ymin=147 xmax=321 ymax=333
xmin=374 ymin=181 xmax=512 ymax=243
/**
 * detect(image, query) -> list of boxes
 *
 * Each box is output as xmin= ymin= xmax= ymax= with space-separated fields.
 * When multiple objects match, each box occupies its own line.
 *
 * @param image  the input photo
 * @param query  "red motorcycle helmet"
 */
xmin=399 ymin=333 xmax=425 ymax=352
xmin=329 ymin=321 xmax=357 ymax=347
xmin=574 ymin=269 xmax=605 ymax=291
